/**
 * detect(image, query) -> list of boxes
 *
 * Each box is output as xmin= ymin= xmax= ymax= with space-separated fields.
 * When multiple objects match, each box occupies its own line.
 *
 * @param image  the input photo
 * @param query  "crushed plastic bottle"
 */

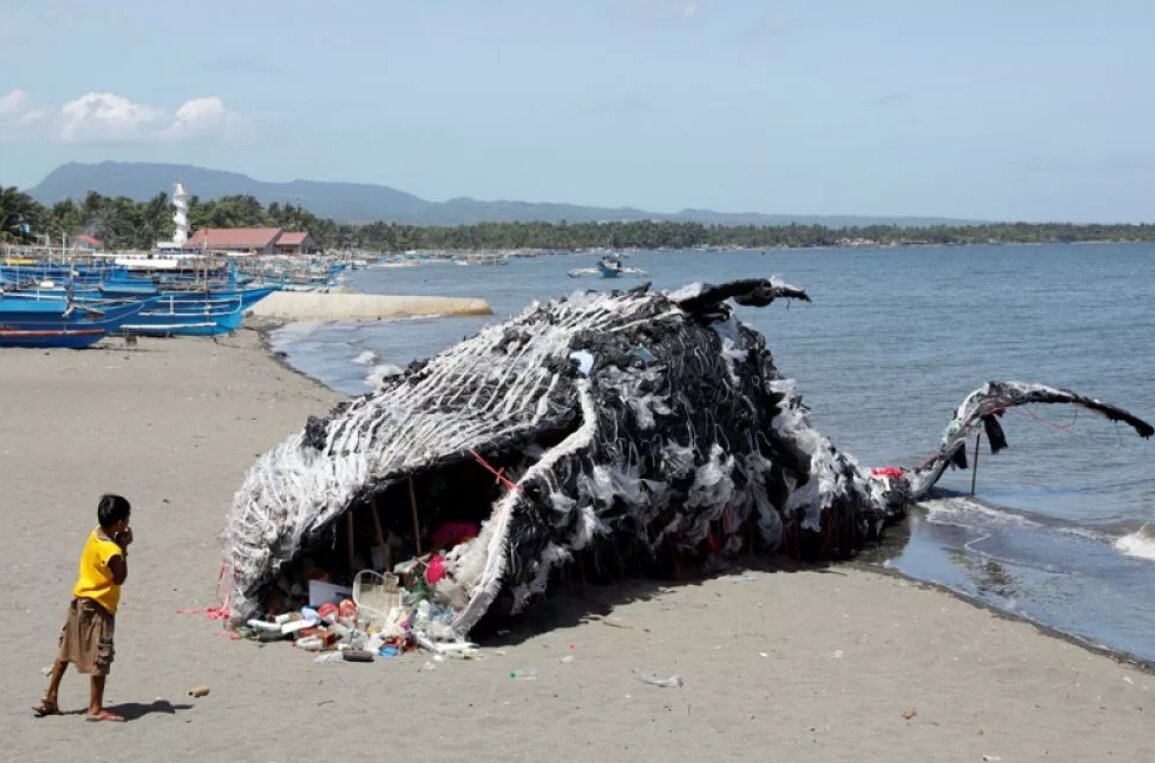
xmin=636 ymin=671 xmax=683 ymax=688
xmin=510 ymin=669 xmax=539 ymax=681
xmin=296 ymin=636 xmax=325 ymax=651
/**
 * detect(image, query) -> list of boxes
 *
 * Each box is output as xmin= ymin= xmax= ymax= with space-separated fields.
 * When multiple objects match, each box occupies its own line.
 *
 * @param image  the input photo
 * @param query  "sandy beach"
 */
xmin=2 ymin=330 xmax=1152 ymax=763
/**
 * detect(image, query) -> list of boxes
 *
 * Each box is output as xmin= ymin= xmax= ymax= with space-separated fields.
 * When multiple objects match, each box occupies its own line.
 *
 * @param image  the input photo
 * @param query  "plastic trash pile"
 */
xmin=238 ymin=564 xmax=478 ymax=663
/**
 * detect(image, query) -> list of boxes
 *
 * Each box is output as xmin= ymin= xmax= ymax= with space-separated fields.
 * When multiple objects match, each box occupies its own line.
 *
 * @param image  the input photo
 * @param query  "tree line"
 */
xmin=3 ymin=184 xmax=1154 ymax=253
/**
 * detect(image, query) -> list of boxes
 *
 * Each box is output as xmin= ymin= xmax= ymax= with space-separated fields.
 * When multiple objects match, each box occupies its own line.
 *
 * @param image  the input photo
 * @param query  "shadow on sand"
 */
xmin=103 ymin=699 xmax=193 ymax=721
xmin=473 ymin=555 xmax=855 ymax=648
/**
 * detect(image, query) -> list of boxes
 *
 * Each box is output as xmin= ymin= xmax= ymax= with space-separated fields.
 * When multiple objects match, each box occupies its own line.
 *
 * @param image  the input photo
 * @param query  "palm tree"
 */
xmin=0 ymin=185 xmax=43 ymax=243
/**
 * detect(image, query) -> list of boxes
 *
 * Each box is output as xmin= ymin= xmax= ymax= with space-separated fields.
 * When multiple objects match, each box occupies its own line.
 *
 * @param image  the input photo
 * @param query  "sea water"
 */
xmin=272 ymin=243 xmax=1155 ymax=663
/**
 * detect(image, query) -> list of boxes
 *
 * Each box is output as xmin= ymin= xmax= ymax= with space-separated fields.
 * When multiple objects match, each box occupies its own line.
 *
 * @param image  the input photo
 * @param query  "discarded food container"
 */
xmin=353 ymin=570 xmax=403 ymax=628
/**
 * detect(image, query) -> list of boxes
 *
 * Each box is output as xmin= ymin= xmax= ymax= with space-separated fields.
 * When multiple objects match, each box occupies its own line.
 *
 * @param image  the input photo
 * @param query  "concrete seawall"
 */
xmin=248 ymin=291 xmax=492 ymax=321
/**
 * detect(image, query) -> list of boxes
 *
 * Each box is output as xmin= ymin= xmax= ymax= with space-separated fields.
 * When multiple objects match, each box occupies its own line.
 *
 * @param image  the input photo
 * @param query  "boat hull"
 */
xmin=0 ymin=328 xmax=106 ymax=349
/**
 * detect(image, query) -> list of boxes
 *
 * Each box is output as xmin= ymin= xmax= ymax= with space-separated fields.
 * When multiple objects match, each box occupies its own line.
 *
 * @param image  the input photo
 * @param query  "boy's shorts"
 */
xmin=57 ymin=598 xmax=115 ymax=675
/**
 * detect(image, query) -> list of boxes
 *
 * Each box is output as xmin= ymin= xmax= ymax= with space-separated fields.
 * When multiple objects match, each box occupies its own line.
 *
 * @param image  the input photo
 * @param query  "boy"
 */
xmin=33 ymin=494 xmax=133 ymax=722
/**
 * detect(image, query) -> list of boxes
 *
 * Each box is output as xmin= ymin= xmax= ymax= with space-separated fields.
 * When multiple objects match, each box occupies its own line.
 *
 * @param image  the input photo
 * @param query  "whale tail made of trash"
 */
xmin=223 ymin=278 xmax=1151 ymax=637
xmin=905 ymin=380 xmax=1153 ymax=499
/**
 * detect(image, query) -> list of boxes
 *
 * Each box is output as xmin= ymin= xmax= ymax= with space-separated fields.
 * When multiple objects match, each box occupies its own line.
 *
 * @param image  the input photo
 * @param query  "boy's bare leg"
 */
xmin=88 ymin=675 xmax=106 ymax=716
xmin=87 ymin=675 xmax=124 ymax=721
xmin=32 ymin=659 xmax=67 ymax=715
xmin=44 ymin=659 xmax=67 ymax=704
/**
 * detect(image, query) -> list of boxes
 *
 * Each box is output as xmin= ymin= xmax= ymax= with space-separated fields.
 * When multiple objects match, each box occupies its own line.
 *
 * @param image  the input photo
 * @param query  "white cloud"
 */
xmin=0 ymin=89 xmax=48 ymax=138
xmin=0 ymin=88 xmax=248 ymax=144
xmin=162 ymin=96 xmax=248 ymax=141
xmin=58 ymin=92 xmax=166 ymax=142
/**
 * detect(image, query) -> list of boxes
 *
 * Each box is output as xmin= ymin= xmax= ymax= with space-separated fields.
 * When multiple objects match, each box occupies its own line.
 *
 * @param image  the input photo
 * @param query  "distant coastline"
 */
xmin=4 ymin=178 xmax=1153 ymax=255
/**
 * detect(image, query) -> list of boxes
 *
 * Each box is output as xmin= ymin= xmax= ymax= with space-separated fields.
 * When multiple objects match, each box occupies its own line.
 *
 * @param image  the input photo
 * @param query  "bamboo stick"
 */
xmin=408 ymin=478 xmax=423 ymax=555
xmin=370 ymin=496 xmax=388 ymax=571
xmin=970 ymin=433 xmax=982 ymax=495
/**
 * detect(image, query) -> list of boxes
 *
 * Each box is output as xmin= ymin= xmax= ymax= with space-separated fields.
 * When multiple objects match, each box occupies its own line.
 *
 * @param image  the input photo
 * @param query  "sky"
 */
xmin=2 ymin=0 xmax=1154 ymax=222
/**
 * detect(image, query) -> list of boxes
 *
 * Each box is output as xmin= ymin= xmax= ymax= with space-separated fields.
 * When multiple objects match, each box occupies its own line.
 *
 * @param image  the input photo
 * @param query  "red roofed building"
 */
xmin=186 ymin=227 xmax=303 ymax=255
xmin=71 ymin=234 xmax=103 ymax=252
xmin=274 ymin=231 xmax=315 ymax=255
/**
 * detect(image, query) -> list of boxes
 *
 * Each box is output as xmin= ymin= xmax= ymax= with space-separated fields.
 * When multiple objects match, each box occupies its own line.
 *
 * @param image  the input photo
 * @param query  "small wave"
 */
xmin=921 ymin=495 xmax=1039 ymax=529
xmin=268 ymin=321 xmax=319 ymax=351
xmin=352 ymin=350 xmax=378 ymax=365
xmin=365 ymin=363 xmax=404 ymax=390
xmin=1115 ymin=524 xmax=1155 ymax=562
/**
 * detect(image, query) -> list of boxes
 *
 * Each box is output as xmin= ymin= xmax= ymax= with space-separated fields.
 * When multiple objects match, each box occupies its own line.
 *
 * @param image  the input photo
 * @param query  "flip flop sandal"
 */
xmin=85 ymin=710 xmax=126 ymax=723
xmin=32 ymin=698 xmax=62 ymax=717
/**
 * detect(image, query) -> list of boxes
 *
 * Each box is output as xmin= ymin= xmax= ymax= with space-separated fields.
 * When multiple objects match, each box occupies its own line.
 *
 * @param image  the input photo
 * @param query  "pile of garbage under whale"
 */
xmin=224 ymin=278 xmax=1153 ymax=662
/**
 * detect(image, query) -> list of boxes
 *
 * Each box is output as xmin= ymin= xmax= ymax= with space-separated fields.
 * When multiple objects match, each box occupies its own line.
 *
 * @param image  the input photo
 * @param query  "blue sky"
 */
xmin=2 ymin=0 xmax=1153 ymax=222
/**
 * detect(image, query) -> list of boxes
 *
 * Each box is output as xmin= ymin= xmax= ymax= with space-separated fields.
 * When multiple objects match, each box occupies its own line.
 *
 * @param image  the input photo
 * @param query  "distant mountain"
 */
xmin=26 ymin=161 xmax=980 ymax=228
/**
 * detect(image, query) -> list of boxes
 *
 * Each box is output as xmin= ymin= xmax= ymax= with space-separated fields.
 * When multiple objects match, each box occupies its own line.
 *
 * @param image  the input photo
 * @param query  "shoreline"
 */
xmin=249 ymin=315 xmax=344 ymax=396
xmin=856 ymin=560 xmax=1155 ymax=676
xmin=4 ymin=332 xmax=1152 ymax=761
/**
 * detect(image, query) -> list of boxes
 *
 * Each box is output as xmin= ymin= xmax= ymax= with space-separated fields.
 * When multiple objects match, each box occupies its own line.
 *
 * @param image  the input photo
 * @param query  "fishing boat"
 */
xmin=0 ymin=327 xmax=107 ymax=349
xmin=566 ymin=255 xmax=648 ymax=279
xmin=0 ymin=291 xmax=72 ymax=315
xmin=0 ymin=300 xmax=151 ymax=349
xmin=3 ymin=283 xmax=278 ymax=337
xmin=119 ymin=293 xmax=247 ymax=336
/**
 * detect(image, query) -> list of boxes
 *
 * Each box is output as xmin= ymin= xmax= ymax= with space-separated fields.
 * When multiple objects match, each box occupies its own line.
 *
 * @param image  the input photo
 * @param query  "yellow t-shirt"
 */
xmin=72 ymin=528 xmax=123 ymax=615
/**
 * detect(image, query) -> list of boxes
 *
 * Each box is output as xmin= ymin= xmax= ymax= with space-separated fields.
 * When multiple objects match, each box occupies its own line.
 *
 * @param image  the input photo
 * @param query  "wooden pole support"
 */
xmin=370 ymin=496 xmax=387 ymax=548
xmin=408 ymin=478 xmax=423 ymax=555
xmin=370 ymin=496 xmax=388 ymax=571
xmin=970 ymin=433 xmax=982 ymax=495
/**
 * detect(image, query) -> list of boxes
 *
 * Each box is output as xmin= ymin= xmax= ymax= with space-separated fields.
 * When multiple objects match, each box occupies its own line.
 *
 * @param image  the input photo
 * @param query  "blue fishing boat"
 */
xmin=0 ymin=291 xmax=71 ymax=315
xmin=119 ymin=294 xmax=247 ymax=336
xmin=0 ymin=300 xmax=151 ymax=349
xmin=0 ymin=326 xmax=107 ymax=349
xmin=3 ymin=283 xmax=278 ymax=337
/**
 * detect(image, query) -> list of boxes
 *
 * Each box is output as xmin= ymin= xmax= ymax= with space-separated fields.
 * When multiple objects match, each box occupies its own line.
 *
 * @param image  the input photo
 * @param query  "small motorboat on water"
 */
xmin=567 ymin=254 xmax=648 ymax=279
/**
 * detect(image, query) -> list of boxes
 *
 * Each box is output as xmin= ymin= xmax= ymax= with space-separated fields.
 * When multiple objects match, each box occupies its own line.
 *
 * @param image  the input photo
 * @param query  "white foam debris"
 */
xmin=1116 ymin=525 xmax=1155 ymax=562
xmin=352 ymin=350 xmax=378 ymax=365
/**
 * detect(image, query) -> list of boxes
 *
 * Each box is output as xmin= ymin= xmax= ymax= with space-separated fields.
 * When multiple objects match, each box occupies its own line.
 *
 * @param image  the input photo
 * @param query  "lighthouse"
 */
xmin=172 ymin=181 xmax=189 ymax=246
xmin=155 ymin=181 xmax=194 ymax=252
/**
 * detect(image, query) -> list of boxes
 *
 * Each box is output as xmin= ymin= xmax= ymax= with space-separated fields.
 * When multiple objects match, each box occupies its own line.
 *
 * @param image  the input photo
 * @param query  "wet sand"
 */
xmin=2 ymin=331 xmax=1152 ymax=762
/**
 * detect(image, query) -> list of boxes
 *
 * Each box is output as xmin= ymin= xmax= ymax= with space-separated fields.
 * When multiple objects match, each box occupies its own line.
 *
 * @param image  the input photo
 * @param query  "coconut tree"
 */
xmin=0 ymin=184 xmax=43 ymax=243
